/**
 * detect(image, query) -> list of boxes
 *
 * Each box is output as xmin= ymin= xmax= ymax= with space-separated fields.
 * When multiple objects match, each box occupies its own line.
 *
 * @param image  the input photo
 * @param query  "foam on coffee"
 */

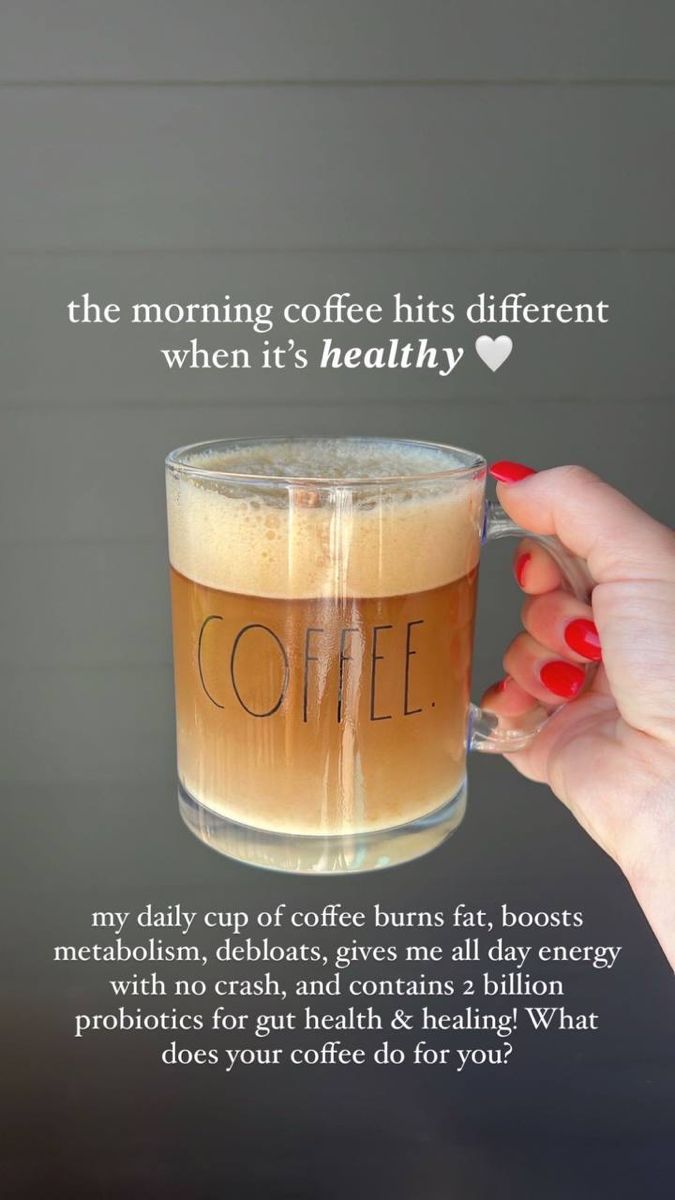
xmin=167 ymin=439 xmax=484 ymax=598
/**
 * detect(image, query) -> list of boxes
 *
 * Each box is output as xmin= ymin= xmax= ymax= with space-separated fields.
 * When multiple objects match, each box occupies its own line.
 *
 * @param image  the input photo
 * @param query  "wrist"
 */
xmin=618 ymin=769 xmax=675 ymax=970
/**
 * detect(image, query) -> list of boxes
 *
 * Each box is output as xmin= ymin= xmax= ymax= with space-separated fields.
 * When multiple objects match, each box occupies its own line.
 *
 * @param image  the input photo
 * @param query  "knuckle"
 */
xmin=549 ymin=464 xmax=601 ymax=491
xmin=502 ymin=641 xmax=517 ymax=670
xmin=520 ymin=595 xmax=537 ymax=626
xmin=503 ymin=631 xmax=528 ymax=663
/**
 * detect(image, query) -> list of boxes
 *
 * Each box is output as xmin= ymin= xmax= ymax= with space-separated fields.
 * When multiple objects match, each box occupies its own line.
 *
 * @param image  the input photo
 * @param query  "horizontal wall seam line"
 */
xmin=1 ymin=397 xmax=673 ymax=412
xmin=0 ymin=780 xmax=174 ymax=787
xmin=0 ymin=664 xmax=173 ymax=671
xmin=5 ymin=246 xmax=674 ymax=256
xmin=0 ymin=537 xmax=163 ymax=546
xmin=0 ymin=664 xmax=172 ymax=673
xmin=0 ymin=78 xmax=674 ymax=88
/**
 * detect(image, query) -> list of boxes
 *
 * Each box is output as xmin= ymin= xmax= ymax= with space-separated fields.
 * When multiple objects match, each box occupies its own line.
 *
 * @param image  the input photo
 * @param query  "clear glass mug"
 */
xmin=166 ymin=437 xmax=591 ymax=874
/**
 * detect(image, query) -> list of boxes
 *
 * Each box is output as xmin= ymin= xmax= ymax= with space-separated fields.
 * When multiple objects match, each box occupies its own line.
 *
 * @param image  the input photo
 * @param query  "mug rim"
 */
xmin=165 ymin=436 xmax=486 ymax=487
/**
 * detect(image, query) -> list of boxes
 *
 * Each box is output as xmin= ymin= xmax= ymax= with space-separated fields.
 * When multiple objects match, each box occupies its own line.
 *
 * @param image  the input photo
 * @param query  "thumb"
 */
xmin=492 ymin=465 xmax=675 ymax=584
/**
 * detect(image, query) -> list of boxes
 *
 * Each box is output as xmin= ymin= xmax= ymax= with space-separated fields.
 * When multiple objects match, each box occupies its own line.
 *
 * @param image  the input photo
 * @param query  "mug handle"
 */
xmin=469 ymin=499 xmax=595 ymax=753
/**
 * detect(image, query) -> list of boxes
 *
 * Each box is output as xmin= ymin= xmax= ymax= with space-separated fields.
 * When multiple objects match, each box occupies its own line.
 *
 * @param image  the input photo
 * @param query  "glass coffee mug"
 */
xmin=166 ymin=437 xmax=591 ymax=874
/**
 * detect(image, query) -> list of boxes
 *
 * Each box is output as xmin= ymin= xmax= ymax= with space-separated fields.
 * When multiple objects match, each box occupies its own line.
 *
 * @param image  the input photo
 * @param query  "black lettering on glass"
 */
xmin=303 ymin=628 xmax=324 ymax=723
xmin=370 ymin=624 xmax=392 ymax=721
xmin=337 ymin=627 xmax=358 ymax=723
xmin=230 ymin=624 xmax=289 ymax=718
xmin=197 ymin=615 xmax=224 ymax=709
xmin=404 ymin=619 xmax=424 ymax=715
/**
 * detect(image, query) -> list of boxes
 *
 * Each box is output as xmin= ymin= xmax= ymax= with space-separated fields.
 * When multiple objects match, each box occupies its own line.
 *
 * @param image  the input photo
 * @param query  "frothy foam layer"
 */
xmin=167 ymin=439 xmax=484 ymax=598
xmin=180 ymin=438 xmax=472 ymax=481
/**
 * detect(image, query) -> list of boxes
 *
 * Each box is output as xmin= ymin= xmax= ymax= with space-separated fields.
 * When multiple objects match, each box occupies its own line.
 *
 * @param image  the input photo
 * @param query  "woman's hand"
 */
xmin=482 ymin=464 xmax=675 ymax=968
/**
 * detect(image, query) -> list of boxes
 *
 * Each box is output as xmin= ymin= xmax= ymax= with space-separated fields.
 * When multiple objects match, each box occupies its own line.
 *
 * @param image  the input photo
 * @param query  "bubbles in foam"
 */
xmin=167 ymin=439 xmax=484 ymax=599
xmin=181 ymin=438 xmax=472 ymax=482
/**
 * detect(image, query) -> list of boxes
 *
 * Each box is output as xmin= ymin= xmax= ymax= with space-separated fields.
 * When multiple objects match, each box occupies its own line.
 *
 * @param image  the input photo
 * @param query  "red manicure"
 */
xmin=515 ymin=551 xmax=531 ymax=588
xmin=564 ymin=618 xmax=602 ymax=662
xmin=489 ymin=461 xmax=537 ymax=483
xmin=493 ymin=678 xmax=507 ymax=694
xmin=540 ymin=660 xmax=585 ymax=699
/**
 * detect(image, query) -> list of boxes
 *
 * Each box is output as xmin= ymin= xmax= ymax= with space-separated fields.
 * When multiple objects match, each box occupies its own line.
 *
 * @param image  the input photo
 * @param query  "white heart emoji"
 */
xmin=475 ymin=335 xmax=513 ymax=372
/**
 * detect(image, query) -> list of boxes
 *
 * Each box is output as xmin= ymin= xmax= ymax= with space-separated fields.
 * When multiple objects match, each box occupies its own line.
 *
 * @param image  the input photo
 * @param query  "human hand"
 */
xmin=482 ymin=464 xmax=675 ymax=968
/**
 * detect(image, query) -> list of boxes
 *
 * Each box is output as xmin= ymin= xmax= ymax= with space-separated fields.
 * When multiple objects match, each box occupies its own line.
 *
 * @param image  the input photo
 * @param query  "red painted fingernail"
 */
xmin=564 ymin=618 xmax=602 ymax=662
xmin=489 ymin=461 xmax=537 ymax=483
xmin=540 ymin=660 xmax=585 ymax=699
xmin=492 ymin=678 xmax=507 ymax=693
xmin=515 ymin=551 xmax=531 ymax=588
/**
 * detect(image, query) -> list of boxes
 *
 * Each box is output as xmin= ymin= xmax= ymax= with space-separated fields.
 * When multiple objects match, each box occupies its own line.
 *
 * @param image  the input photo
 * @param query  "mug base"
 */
xmin=177 ymin=781 xmax=467 ymax=875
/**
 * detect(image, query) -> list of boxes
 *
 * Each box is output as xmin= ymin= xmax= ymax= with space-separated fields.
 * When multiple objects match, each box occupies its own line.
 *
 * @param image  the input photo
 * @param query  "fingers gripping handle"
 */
xmin=469 ymin=500 xmax=594 ymax=753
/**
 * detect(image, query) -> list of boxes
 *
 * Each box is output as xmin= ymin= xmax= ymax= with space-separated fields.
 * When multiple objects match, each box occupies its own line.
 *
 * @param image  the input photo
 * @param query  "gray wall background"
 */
xmin=1 ymin=4 xmax=674 ymax=1198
